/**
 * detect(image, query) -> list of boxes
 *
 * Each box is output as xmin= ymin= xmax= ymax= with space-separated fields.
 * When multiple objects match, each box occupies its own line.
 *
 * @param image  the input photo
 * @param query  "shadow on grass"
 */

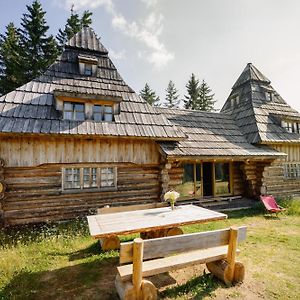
xmin=226 ymin=203 xmax=266 ymax=219
xmin=0 ymin=256 xmax=119 ymax=300
xmin=69 ymin=242 xmax=102 ymax=261
xmin=160 ymin=272 xmax=219 ymax=299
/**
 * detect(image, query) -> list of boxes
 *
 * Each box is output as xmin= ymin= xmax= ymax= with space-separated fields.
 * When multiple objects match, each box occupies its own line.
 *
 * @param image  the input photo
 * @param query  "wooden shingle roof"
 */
xmin=232 ymin=63 xmax=270 ymax=89
xmin=222 ymin=63 xmax=300 ymax=144
xmin=157 ymin=108 xmax=284 ymax=158
xmin=0 ymin=27 xmax=184 ymax=140
xmin=66 ymin=26 xmax=108 ymax=54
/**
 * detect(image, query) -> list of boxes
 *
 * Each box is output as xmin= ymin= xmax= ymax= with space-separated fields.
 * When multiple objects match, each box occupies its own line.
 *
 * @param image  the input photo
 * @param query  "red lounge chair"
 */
xmin=260 ymin=195 xmax=286 ymax=215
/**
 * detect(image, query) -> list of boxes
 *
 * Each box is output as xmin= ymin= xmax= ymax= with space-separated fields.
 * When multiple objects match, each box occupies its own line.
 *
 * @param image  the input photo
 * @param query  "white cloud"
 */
xmin=60 ymin=0 xmax=174 ymax=69
xmin=141 ymin=0 xmax=158 ymax=8
xmin=109 ymin=49 xmax=126 ymax=60
xmin=64 ymin=0 xmax=114 ymax=12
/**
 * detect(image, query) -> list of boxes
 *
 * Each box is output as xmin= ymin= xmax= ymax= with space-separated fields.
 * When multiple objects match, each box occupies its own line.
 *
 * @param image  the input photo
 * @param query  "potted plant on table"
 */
xmin=164 ymin=190 xmax=180 ymax=210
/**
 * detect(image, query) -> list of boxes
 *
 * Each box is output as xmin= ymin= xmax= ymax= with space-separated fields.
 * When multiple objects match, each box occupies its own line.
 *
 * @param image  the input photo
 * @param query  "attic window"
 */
xmin=78 ymin=54 xmax=98 ymax=76
xmin=93 ymin=104 xmax=114 ymax=122
xmin=84 ymin=64 xmax=93 ymax=76
xmin=265 ymin=92 xmax=272 ymax=101
xmin=282 ymin=120 xmax=300 ymax=133
xmin=63 ymin=102 xmax=85 ymax=121
xmin=230 ymin=95 xmax=239 ymax=107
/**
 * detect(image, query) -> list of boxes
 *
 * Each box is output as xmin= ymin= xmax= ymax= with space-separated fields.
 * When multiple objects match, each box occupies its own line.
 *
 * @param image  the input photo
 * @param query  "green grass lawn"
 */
xmin=0 ymin=199 xmax=300 ymax=300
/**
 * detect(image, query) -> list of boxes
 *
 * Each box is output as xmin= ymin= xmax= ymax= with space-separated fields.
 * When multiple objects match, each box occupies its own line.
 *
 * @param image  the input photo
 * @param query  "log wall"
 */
xmin=3 ymin=163 xmax=160 ymax=225
xmin=262 ymin=144 xmax=300 ymax=197
xmin=0 ymin=136 xmax=162 ymax=225
xmin=232 ymin=162 xmax=246 ymax=196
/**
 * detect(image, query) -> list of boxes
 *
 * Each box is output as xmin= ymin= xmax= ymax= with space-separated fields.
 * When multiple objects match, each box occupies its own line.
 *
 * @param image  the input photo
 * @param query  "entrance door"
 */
xmin=202 ymin=162 xmax=213 ymax=196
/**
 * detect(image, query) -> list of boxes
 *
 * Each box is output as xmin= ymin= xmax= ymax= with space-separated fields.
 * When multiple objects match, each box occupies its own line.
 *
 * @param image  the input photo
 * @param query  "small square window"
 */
xmin=63 ymin=102 xmax=85 ymax=121
xmin=93 ymin=104 xmax=114 ymax=122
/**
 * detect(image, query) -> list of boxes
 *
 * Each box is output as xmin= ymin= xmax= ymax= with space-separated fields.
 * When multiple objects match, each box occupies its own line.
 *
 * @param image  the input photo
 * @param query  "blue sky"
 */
xmin=1 ymin=0 xmax=300 ymax=111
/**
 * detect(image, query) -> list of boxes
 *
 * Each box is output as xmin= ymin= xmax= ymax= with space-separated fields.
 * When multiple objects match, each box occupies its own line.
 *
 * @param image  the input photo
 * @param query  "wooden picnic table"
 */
xmin=87 ymin=204 xmax=227 ymax=250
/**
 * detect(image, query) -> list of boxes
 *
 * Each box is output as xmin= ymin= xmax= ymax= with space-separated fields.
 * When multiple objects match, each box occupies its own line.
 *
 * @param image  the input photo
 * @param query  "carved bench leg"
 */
xmin=115 ymin=276 xmax=157 ymax=300
xmin=206 ymin=260 xmax=245 ymax=286
xmin=100 ymin=235 xmax=120 ymax=251
xmin=141 ymin=279 xmax=157 ymax=300
xmin=115 ymin=275 xmax=136 ymax=300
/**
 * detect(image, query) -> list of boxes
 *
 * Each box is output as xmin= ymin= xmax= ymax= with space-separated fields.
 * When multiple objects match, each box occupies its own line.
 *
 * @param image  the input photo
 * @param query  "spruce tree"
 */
xmin=0 ymin=23 xmax=24 ymax=94
xmin=57 ymin=10 xmax=93 ymax=48
xmin=164 ymin=80 xmax=180 ymax=108
xmin=184 ymin=73 xmax=200 ymax=110
xmin=19 ymin=0 xmax=59 ymax=80
xmin=198 ymin=79 xmax=216 ymax=111
xmin=140 ymin=83 xmax=160 ymax=106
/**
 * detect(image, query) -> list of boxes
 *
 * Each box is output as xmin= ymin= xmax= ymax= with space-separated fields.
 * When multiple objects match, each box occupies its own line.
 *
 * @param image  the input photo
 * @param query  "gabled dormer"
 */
xmin=53 ymin=27 xmax=122 ymax=123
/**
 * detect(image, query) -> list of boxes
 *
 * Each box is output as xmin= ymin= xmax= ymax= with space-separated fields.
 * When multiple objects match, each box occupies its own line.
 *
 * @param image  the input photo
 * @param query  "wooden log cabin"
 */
xmin=0 ymin=27 xmax=298 ymax=226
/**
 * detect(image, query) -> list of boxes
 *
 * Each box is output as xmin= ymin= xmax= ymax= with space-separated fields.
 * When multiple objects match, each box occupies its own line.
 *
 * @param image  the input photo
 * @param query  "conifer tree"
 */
xmin=0 ymin=23 xmax=24 ymax=94
xmin=19 ymin=0 xmax=59 ymax=80
xmin=140 ymin=83 xmax=160 ymax=106
xmin=164 ymin=80 xmax=180 ymax=108
xmin=57 ymin=9 xmax=93 ymax=48
xmin=198 ymin=79 xmax=216 ymax=111
xmin=184 ymin=73 xmax=200 ymax=110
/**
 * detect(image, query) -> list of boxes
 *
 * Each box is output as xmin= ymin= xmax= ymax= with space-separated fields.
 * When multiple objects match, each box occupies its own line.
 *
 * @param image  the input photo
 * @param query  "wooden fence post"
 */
xmin=132 ymin=238 xmax=144 ymax=300
xmin=226 ymin=226 xmax=238 ymax=283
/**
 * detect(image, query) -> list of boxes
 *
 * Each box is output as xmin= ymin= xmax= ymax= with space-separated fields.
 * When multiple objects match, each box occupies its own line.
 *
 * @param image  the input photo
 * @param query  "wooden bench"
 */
xmin=97 ymin=202 xmax=169 ymax=250
xmin=115 ymin=226 xmax=247 ymax=300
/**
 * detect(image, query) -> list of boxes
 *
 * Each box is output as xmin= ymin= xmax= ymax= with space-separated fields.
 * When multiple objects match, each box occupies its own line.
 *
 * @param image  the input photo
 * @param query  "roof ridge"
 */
xmin=232 ymin=63 xmax=270 ymax=90
xmin=66 ymin=26 xmax=108 ymax=54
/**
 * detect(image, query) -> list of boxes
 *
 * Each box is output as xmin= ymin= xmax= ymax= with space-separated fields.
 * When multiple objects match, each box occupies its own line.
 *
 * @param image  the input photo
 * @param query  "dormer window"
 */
xmin=84 ymin=64 xmax=93 ymax=76
xmin=230 ymin=95 xmax=239 ymax=107
xmin=54 ymin=91 xmax=121 ymax=122
xmin=78 ymin=54 xmax=98 ymax=76
xmin=63 ymin=102 xmax=85 ymax=121
xmin=265 ymin=92 xmax=272 ymax=101
xmin=282 ymin=120 xmax=300 ymax=133
xmin=93 ymin=104 xmax=114 ymax=122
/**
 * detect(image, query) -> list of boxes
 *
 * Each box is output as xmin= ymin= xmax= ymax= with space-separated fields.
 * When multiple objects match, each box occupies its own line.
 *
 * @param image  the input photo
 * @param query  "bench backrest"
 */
xmin=119 ymin=226 xmax=247 ymax=264
xmin=97 ymin=202 xmax=167 ymax=214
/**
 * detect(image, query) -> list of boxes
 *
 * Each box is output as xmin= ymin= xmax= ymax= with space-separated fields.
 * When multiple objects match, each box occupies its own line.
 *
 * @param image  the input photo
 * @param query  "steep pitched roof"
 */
xmin=157 ymin=107 xmax=284 ymax=158
xmin=66 ymin=26 xmax=108 ymax=54
xmin=221 ymin=63 xmax=300 ymax=144
xmin=0 ymin=27 xmax=184 ymax=140
xmin=232 ymin=63 xmax=270 ymax=89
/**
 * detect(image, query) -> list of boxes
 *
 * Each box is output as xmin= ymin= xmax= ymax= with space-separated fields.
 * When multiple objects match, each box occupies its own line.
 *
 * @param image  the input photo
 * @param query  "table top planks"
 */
xmin=87 ymin=205 xmax=227 ymax=238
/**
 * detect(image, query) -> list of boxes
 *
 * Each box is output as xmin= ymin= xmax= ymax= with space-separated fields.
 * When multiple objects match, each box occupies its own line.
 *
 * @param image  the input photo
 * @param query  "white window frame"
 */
xmin=283 ymin=162 xmax=300 ymax=180
xmin=62 ymin=166 xmax=117 ymax=192
xmin=282 ymin=120 xmax=300 ymax=134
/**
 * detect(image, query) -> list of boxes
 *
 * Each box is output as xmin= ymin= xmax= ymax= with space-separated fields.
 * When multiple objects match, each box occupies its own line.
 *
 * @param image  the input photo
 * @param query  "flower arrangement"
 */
xmin=164 ymin=190 xmax=180 ymax=210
